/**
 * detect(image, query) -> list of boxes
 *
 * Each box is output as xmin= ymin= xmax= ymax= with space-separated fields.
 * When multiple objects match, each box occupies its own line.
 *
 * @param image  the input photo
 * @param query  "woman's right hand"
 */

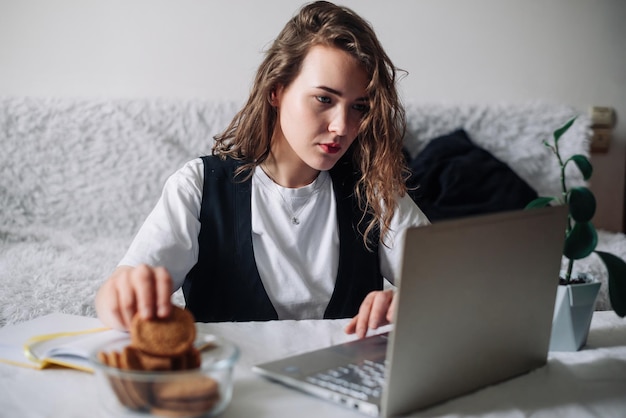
xmin=344 ymin=289 xmax=396 ymax=339
xmin=95 ymin=264 xmax=174 ymax=331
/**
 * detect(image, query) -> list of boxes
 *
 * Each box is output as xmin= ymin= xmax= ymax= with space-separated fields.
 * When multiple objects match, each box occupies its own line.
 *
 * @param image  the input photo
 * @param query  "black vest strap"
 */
xmin=182 ymin=155 xmax=382 ymax=322
xmin=324 ymin=157 xmax=382 ymax=318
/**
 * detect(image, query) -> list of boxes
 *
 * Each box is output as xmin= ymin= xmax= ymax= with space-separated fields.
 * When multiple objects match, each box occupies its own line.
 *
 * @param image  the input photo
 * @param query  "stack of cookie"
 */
xmin=97 ymin=306 xmax=221 ymax=417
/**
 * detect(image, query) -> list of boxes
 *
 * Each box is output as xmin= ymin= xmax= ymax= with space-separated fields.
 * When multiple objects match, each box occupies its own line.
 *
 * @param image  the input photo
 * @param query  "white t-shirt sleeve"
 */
xmin=379 ymin=194 xmax=430 ymax=285
xmin=118 ymin=158 xmax=204 ymax=291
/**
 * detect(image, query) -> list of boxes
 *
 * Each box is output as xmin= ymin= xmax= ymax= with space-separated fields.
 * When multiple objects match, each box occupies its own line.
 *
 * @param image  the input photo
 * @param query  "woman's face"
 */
xmin=271 ymin=44 xmax=369 ymax=186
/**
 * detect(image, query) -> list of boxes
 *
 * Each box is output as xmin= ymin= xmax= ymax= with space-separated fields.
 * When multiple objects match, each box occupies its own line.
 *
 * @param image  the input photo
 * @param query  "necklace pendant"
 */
xmin=291 ymin=217 xmax=300 ymax=225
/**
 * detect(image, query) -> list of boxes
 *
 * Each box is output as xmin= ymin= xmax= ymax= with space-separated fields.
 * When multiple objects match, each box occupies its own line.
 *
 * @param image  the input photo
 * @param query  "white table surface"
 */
xmin=1 ymin=311 xmax=625 ymax=418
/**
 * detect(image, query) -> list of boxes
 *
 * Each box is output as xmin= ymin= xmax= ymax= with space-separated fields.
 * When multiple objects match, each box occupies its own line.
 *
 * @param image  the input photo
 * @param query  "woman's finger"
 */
xmin=355 ymin=292 xmax=375 ymax=339
xmin=386 ymin=292 xmax=397 ymax=323
xmin=115 ymin=271 xmax=137 ymax=330
xmin=96 ymin=279 xmax=127 ymax=331
xmin=368 ymin=290 xmax=393 ymax=329
xmin=154 ymin=266 xmax=173 ymax=318
xmin=344 ymin=315 xmax=359 ymax=335
xmin=132 ymin=264 xmax=157 ymax=321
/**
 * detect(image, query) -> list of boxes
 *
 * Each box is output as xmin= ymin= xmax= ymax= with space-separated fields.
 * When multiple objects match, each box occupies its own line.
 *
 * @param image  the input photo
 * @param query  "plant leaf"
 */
xmin=595 ymin=251 xmax=626 ymax=317
xmin=525 ymin=197 xmax=555 ymax=209
xmin=563 ymin=221 xmax=597 ymax=260
xmin=569 ymin=154 xmax=593 ymax=180
xmin=568 ymin=187 xmax=596 ymax=222
xmin=553 ymin=117 xmax=577 ymax=143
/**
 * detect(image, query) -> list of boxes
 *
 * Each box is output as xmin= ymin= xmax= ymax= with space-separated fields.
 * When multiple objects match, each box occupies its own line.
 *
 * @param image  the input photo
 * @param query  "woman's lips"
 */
xmin=319 ymin=143 xmax=341 ymax=154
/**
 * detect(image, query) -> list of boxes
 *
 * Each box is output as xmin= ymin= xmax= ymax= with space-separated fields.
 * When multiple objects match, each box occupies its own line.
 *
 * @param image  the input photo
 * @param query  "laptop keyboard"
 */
xmin=305 ymin=359 xmax=386 ymax=401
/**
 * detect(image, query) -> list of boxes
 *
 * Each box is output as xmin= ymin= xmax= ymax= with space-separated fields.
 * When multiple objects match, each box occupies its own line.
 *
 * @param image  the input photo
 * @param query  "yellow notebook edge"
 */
xmin=20 ymin=327 xmax=110 ymax=373
xmin=0 ymin=357 xmax=44 ymax=370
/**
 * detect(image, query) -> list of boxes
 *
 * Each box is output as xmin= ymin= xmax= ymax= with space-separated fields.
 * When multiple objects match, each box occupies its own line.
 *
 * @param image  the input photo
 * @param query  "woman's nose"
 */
xmin=328 ymin=107 xmax=350 ymax=137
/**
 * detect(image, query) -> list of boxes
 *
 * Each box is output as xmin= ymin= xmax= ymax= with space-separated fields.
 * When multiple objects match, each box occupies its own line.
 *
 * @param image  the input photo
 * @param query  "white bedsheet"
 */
xmin=0 ymin=311 xmax=624 ymax=418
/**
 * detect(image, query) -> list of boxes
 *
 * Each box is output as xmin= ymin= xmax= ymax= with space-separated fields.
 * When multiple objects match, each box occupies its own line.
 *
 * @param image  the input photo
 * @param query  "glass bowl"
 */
xmin=90 ymin=334 xmax=239 ymax=418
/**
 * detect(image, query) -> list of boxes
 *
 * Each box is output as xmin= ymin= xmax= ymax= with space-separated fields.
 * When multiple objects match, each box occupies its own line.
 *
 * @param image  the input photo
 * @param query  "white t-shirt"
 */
xmin=119 ymin=158 xmax=430 ymax=319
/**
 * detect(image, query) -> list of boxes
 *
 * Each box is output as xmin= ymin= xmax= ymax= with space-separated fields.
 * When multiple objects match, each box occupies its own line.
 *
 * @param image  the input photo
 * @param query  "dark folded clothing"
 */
xmin=406 ymin=129 xmax=538 ymax=222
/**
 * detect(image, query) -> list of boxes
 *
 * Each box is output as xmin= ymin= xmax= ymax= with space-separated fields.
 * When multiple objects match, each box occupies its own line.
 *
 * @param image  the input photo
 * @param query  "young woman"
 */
xmin=95 ymin=1 xmax=429 ymax=338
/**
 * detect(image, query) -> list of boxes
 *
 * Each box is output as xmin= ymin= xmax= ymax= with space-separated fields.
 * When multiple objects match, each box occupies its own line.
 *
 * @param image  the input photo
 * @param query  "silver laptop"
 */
xmin=253 ymin=206 xmax=567 ymax=417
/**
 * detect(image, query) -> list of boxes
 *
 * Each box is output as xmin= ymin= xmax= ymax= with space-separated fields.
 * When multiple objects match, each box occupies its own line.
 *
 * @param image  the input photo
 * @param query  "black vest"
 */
xmin=182 ymin=155 xmax=382 ymax=322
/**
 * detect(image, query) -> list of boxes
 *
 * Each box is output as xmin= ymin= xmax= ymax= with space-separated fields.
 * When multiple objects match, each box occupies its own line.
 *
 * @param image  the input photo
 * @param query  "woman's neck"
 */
xmin=261 ymin=154 xmax=320 ymax=188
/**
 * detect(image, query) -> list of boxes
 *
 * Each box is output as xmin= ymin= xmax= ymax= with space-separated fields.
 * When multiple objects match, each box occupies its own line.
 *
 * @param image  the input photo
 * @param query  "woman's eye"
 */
xmin=316 ymin=96 xmax=331 ymax=104
xmin=353 ymin=103 xmax=370 ymax=114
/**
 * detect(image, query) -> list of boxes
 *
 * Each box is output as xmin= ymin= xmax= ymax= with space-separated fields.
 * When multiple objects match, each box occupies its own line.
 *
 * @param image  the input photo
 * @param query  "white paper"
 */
xmin=0 ymin=313 xmax=126 ymax=371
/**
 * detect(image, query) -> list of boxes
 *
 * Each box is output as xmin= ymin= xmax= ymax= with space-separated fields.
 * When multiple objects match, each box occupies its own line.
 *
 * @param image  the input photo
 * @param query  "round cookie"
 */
xmin=134 ymin=347 xmax=174 ymax=371
xmin=130 ymin=306 xmax=196 ymax=357
xmin=152 ymin=375 xmax=220 ymax=402
xmin=171 ymin=346 xmax=201 ymax=371
xmin=117 ymin=348 xmax=152 ymax=410
xmin=150 ymin=396 xmax=218 ymax=417
xmin=107 ymin=350 xmax=143 ymax=410
xmin=152 ymin=375 xmax=220 ymax=416
xmin=120 ymin=345 xmax=143 ymax=370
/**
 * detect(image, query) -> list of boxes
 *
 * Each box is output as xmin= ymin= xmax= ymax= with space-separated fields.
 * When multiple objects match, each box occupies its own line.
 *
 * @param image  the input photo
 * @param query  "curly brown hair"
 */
xmin=213 ymin=1 xmax=409 ymax=249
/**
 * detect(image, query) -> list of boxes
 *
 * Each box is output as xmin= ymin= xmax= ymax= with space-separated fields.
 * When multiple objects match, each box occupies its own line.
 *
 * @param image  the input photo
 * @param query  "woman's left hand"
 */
xmin=344 ymin=289 xmax=396 ymax=338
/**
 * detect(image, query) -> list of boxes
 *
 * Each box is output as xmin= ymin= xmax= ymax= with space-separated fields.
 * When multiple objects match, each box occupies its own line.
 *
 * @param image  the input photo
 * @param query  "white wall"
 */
xmin=1 ymin=0 xmax=624 ymax=231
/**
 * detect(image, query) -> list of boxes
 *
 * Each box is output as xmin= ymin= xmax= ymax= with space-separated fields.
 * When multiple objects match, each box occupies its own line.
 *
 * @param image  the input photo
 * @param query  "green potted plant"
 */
xmin=526 ymin=117 xmax=626 ymax=351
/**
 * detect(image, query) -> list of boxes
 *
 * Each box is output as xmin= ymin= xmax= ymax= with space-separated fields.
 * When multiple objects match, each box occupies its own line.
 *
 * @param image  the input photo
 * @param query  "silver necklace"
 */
xmin=275 ymin=188 xmax=312 ymax=225
xmin=260 ymin=166 xmax=318 ymax=226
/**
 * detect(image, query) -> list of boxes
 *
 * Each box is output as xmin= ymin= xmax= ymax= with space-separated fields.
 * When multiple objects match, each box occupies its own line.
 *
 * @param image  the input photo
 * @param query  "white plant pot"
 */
xmin=549 ymin=276 xmax=601 ymax=352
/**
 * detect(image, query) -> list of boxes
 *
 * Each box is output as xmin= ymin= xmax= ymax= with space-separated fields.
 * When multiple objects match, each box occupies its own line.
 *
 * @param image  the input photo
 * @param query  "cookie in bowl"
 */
xmin=91 ymin=306 xmax=239 ymax=417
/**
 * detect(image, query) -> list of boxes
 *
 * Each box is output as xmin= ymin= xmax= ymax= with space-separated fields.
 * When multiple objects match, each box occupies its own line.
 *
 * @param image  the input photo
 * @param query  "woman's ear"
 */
xmin=269 ymin=88 xmax=278 ymax=106
xmin=269 ymin=85 xmax=284 ymax=107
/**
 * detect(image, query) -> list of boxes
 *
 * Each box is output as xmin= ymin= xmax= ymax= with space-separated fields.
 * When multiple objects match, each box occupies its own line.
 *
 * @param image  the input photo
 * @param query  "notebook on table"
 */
xmin=253 ymin=206 xmax=568 ymax=417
